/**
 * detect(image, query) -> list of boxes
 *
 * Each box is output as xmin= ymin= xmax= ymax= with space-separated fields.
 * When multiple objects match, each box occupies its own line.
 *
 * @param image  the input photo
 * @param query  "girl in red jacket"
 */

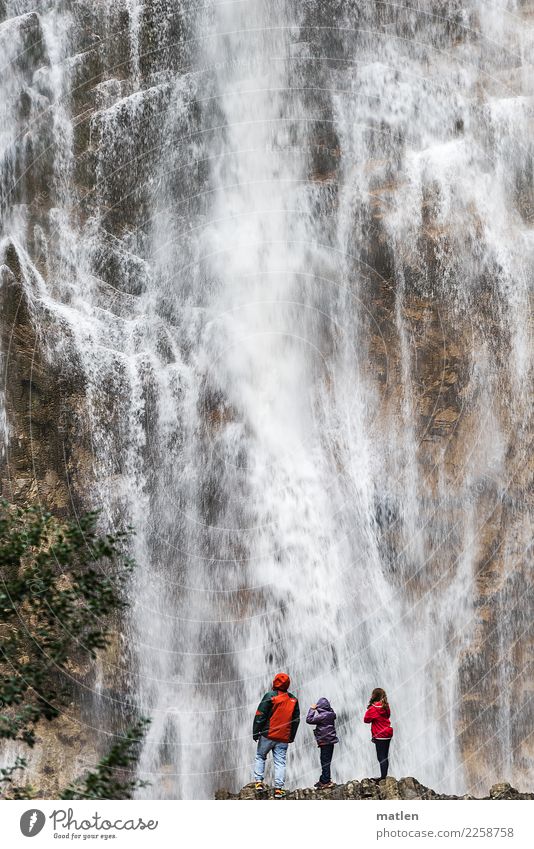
xmin=363 ymin=688 xmax=393 ymax=780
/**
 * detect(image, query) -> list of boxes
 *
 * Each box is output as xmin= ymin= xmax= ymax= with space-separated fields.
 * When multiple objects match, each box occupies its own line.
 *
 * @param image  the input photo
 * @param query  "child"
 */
xmin=363 ymin=687 xmax=393 ymax=780
xmin=253 ymin=672 xmax=300 ymax=798
xmin=306 ymin=697 xmax=339 ymax=788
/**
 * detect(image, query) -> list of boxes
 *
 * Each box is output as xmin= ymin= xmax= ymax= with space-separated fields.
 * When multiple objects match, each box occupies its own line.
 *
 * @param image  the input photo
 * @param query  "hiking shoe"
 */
xmin=254 ymin=781 xmax=265 ymax=791
xmin=274 ymin=788 xmax=286 ymax=798
xmin=315 ymin=781 xmax=335 ymax=790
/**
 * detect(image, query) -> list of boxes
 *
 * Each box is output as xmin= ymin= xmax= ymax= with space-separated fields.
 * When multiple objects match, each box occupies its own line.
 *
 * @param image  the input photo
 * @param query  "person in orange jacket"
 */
xmin=253 ymin=672 xmax=300 ymax=797
xmin=363 ymin=687 xmax=393 ymax=780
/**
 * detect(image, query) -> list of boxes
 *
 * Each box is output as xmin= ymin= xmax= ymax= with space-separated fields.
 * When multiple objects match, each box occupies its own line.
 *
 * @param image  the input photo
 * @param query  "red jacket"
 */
xmin=253 ymin=673 xmax=300 ymax=743
xmin=363 ymin=701 xmax=393 ymax=739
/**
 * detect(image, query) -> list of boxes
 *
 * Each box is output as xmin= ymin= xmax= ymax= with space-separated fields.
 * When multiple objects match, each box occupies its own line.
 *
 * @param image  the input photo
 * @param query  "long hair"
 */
xmin=368 ymin=687 xmax=389 ymax=709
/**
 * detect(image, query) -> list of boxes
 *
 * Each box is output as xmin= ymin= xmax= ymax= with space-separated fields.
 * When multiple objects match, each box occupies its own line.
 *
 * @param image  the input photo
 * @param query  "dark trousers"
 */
xmin=319 ymin=743 xmax=335 ymax=784
xmin=374 ymin=738 xmax=391 ymax=779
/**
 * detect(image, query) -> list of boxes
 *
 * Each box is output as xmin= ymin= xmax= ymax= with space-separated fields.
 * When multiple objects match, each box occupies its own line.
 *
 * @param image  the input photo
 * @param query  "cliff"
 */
xmin=1 ymin=0 xmax=533 ymax=801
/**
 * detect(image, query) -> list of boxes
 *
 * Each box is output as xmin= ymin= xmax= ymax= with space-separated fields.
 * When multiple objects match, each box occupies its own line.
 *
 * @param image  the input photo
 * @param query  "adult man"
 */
xmin=253 ymin=672 xmax=300 ymax=798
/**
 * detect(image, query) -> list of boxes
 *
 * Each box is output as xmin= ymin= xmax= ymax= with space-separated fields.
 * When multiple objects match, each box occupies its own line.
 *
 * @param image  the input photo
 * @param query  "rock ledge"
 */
xmin=216 ymin=778 xmax=534 ymax=801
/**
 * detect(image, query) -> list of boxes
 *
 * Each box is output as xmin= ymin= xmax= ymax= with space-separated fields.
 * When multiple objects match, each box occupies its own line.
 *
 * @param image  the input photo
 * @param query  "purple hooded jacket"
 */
xmin=306 ymin=698 xmax=339 ymax=746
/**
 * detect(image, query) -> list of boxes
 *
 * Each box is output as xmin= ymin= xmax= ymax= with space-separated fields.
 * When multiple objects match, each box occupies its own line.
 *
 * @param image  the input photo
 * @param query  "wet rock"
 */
xmin=218 ymin=777 xmax=534 ymax=800
xmin=236 ymin=783 xmax=258 ymax=800
xmin=17 ymin=12 xmax=49 ymax=75
xmin=360 ymin=778 xmax=381 ymax=799
xmin=379 ymin=776 xmax=401 ymax=800
xmin=214 ymin=788 xmax=232 ymax=800
xmin=398 ymin=776 xmax=424 ymax=799
xmin=488 ymin=782 xmax=533 ymax=800
xmin=0 ymin=241 xmax=111 ymax=795
xmin=0 ymin=242 xmax=78 ymax=511
xmin=345 ymin=780 xmax=360 ymax=799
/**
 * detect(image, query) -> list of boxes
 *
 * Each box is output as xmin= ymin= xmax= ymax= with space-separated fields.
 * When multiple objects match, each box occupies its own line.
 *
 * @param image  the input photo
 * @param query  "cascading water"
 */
xmin=0 ymin=1 xmax=532 ymax=799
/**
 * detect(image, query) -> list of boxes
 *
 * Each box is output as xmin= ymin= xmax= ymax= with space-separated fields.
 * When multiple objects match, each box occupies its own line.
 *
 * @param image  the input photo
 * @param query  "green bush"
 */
xmin=0 ymin=501 xmax=149 ymax=799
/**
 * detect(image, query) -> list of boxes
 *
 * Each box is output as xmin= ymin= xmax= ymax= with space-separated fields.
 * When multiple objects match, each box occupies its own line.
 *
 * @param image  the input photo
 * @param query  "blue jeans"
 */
xmin=254 ymin=736 xmax=288 ymax=788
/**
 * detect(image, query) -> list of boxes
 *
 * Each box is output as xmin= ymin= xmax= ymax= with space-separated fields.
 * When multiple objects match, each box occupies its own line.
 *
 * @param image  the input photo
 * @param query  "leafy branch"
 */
xmin=0 ymin=501 xmax=148 ymax=799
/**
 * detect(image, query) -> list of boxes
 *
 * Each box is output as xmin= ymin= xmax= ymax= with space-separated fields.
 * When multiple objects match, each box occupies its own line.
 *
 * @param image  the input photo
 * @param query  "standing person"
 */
xmin=363 ymin=687 xmax=393 ymax=780
xmin=253 ymin=672 xmax=300 ymax=798
xmin=306 ymin=697 xmax=338 ymax=789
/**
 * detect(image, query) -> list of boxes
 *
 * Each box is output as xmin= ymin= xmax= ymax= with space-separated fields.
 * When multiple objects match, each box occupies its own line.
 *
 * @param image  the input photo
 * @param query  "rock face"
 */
xmin=0 ymin=0 xmax=533 ymax=801
xmin=0 ymin=241 xmax=88 ymax=513
xmin=0 ymin=240 xmax=114 ymax=797
xmin=216 ymin=778 xmax=534 ymax=801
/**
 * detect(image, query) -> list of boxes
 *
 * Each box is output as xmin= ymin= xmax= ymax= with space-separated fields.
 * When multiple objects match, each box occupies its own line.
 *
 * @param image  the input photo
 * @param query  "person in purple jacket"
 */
xmin=306 ymin=697 xmax=339 ymax=788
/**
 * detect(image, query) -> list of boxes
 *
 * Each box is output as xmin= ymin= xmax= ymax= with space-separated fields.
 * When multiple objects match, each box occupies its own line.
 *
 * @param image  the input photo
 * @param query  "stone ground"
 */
xmin=216 ymin=777 xmax=534 ymax=801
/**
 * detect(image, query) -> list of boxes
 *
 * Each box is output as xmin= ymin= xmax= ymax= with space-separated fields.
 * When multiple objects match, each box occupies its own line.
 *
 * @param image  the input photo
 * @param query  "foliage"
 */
xmin=0 ymin=755 xmax=35 ymax=799
xmin=60 ymin=718 xmax=151 ymax=800
xmin=0 ymin=500 xmax=145 ymax=799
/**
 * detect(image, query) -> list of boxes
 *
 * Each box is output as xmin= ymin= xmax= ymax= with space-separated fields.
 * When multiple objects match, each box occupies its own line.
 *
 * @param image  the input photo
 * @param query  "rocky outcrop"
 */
xmin=216 ymin=778 xmax=534 ymax=801
xmin=0 ymin=240 xmax=126 ymax=797
xmin=0 ymin=240 xmax=88 ymax=513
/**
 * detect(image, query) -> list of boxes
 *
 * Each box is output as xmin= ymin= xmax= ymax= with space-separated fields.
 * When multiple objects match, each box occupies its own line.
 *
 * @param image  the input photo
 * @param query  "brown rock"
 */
xmin=379 ymin=776 xmax=401 ymax=799
xmin=489 ymin=783 xmax=514 ymax=799
xmin=398 ymin=777 xmax=423 ymax=799
xmin=219 ymin=777 xmax=533 ymax=801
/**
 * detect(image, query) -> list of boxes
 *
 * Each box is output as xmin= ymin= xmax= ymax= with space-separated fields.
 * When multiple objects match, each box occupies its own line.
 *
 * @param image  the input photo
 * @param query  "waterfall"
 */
xmin=0 ymin=0 xmax=532 ymax=799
